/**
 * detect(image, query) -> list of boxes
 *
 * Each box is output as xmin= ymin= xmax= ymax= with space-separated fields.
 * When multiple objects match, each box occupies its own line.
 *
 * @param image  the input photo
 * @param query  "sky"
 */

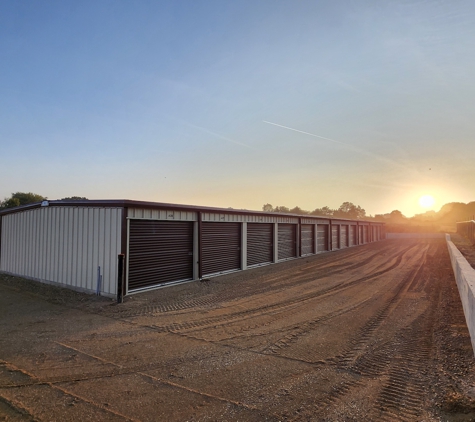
xmin=1 ymin=0 xmax=475 ymax=217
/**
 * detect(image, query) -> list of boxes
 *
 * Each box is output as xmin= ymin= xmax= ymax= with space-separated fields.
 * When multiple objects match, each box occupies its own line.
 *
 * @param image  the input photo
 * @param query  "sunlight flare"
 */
xmin=419 ymin=195 xmax=435 ymax=209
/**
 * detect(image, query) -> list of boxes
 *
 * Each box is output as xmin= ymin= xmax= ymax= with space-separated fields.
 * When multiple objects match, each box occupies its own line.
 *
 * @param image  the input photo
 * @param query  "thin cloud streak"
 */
xmin=263 ymin=120 xmax=350 ymax=147
xmin=185 ymin=122 xmax=255 ymax=150
xmin=263 ymin=120 xmax=417 ymax=175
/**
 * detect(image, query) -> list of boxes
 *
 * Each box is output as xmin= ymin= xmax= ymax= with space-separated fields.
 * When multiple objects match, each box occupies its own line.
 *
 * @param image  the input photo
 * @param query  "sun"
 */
xmin=419 ymin=195 xmax=435 ymax=209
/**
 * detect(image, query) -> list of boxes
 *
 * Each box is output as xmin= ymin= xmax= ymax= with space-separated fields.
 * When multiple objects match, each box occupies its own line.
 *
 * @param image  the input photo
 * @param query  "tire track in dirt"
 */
xmin=109 ymin=249 xmax=377 ymax=319
xmin=220 ymin=244 xmax=422 ymax=354
xmin=147 ymin=243 xmax=414 ymax=335
xmin=258 ymin=246 xmax=392 ymax=289
xmin=366 ymin=242 xmax=445 ymax=421
xmin=268 ymin=244 xmax=428 ymax=366
xmin=108 ymin=242 xmax=412 ymax=320
xmin=0 ymin=360 xmax=135 ymax=421
xmin=0 ymin=393 xmax=35 ymax=421
xmin=211 ymin=244 xmax=421 ymax=347
xmin=3 ymin=239 xmax=473 ymax=422
xmin=336 ymin=258 xmax=427 ymax=370
xmin=305 ymin=242 xmax=437 ymax=421
xmin=369 ymin=309 xmax=435 ymax=421
xmin=269 ymin=244 xmax=413 ymax=293
xmin=259 ymin=297 xmax=374 ymax=356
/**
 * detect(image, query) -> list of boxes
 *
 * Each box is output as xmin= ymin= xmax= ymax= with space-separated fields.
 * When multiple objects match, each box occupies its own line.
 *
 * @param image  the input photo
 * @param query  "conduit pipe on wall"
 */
xmin=96 ymin=266 xmax=102 ymax=296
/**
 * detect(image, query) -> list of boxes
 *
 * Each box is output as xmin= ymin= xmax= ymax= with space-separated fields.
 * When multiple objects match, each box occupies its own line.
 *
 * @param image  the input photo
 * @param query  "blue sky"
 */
xmin=1 ymin=0 xmax=475 ymax=216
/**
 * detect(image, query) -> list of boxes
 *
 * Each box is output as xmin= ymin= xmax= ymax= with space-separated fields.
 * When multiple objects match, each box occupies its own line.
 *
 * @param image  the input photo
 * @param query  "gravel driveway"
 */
xmin=1 ymin=238 xmax=475 ymax=421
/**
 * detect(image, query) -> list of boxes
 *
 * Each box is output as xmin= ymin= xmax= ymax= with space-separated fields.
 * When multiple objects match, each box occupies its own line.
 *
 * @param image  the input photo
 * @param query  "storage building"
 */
xmin=0 ymin=200 xmax=385 ymax=299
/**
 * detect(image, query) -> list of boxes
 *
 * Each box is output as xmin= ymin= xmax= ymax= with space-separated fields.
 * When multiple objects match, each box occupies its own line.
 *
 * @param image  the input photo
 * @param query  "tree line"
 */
xmin=3 ymin=192 xmax=473 ymax=229
xmin=0 ymin=192 xmax=88 ymax=210
xmin=1 ymin=192 xmax=367 ymax=220
xmin=262 ymin=202 xmax=367 ymax=220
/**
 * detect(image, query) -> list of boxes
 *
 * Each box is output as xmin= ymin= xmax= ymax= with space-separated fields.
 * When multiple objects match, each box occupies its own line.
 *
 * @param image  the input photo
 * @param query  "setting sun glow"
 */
xmin=419 ymin=195 xmax=435 ymax=209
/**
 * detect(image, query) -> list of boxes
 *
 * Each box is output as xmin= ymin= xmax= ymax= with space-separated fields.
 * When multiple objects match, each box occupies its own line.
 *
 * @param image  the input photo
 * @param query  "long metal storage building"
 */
xmin=0 ymin=199 xmax=385 ymax=299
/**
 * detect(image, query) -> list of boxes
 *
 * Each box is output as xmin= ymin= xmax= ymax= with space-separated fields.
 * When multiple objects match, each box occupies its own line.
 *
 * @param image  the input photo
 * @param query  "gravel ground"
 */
xmin=1 ymin=238 xmax=475 ymax=421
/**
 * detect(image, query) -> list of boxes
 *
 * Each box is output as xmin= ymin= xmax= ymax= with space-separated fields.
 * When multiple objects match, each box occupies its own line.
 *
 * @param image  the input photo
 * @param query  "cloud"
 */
xmin=263 ymin=120 xmax=350 ymax=147
xmin=262 ymin=120 xmax=418 ymax=176
xmin=185 ymin=122 xmax=255 ymax=150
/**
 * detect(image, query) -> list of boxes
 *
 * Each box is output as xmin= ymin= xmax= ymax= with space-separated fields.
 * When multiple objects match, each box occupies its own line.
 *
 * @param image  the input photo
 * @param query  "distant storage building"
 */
xmin=0 ymin=200 xmax=385 ymax=299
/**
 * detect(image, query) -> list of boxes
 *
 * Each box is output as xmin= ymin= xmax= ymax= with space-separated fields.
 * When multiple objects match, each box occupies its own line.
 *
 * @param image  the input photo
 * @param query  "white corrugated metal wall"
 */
xmin=0 ymin=206 xmax=122 ymax=296
xmin=0 ymin=203 xmax=386 ymax=297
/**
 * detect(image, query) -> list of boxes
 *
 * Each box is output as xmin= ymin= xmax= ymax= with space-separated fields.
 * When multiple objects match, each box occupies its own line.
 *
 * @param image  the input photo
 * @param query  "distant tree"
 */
xmin=388 ymin=210 xmax=406 ymax=224
xmin=310 ymin=206 xmax=334 ymax=216
xmin=411 ymin=210 xmax=437 ymax=222
xmin=436 ymin=202 xmax=475 ymax=224
xmin=273 ymin=205 xmax=290 ymax=213
xmin=334 ymin=202 xmax=366 ymax=219
xmin=0 ymin=192 xmax=47 ymax=209
xmin=61 ymin=196 xmax=88 ymax=200
xmin=390 ymin=210 xmax=404 ymax=218
xmin=373 ymin=214 xmax=386 ymax=222
xmin=262 ymin=203 xmax=274 ymax=212
xmin=289 ymin=206 xmax=308 ymax=215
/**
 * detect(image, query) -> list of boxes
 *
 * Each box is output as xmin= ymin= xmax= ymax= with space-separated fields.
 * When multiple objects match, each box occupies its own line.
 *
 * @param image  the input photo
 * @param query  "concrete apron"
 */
xmin=387 ymin=233 xmax=446 ymax=239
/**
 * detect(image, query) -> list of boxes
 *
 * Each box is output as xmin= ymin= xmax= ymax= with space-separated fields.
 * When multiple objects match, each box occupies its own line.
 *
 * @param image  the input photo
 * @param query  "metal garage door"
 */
xmin=359 ymin=225 xmax=363 ymax=244
xmin=278 ymin=224 xmax=296 ymax=261
xmin=341 ymin=225 xmax=348 ymax=248
xmin=317 ymin=225 xmax=329 ymax=251
xmin=301 ymin=224 xmax=314 ymax=256
xmin=202 ymin=222 xmax=241 ymax=276
xmin=247 ymin=223 xmax=273 ymax=267
xmin=363 ymin=226 xmax=368 ymax=243
xmin=349 ymin=225 xmax=356 ymax=246
xmin=331 ymin=225 xmax=339 ymax=250
xmin=128 ymin=220 xmax=194 ymax=292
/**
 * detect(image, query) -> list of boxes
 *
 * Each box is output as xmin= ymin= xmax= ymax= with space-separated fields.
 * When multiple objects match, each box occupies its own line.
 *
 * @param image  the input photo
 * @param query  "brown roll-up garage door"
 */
xmin=247 ymin=223 xmax=273 ymax=267
xmin=278 ymin=224 xmax=296 ymax=261
xmin=331 ymin=225 xmax=339 ymax=250
xmin=128 ymin=220 xmax=194 ymax=292
xmin=363 ymin=226 xmax=368 ymax=243
xmin=317 ymin=225 xmax=328 ymax=251
xmin=202 ymin=222 xmax=241 ymax=276
xmin=301 ymin=224 xmax=314 ymax=256
xmin=349 ymin=225 xmax=356 ymax=246
xmin=359 ymin=225 xmax=363 ymax=244
xmin=341 ymin=225 xmax=348 ymax=248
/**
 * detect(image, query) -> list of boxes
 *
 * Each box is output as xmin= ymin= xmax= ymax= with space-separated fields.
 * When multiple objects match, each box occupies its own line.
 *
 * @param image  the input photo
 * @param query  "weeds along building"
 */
xmin=0 ymin=199 xmax=385 ymax=299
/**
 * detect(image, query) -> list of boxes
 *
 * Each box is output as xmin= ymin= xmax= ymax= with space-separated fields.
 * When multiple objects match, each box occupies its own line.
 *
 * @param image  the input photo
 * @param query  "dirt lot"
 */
xmin=1 ymin=238 xmax=475 ymax=421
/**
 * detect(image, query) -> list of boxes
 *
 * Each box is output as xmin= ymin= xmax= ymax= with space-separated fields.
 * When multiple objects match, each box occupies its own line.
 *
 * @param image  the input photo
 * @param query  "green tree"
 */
xmin=262 ymin=203 xmax=274 ymax=212
xmin=388 ymin=210 xmax=406 ymax=224
xmin=0 ymin=192 xmax=47 ymax=209
xmin=61 ymin=196 xmax=88 ymax=200
xmin=289 ymin=206 xmax=308 ymax=215
xmin=310 ymin=206 xmax=334 ymax=216
xmin=334 ymin=202 xmax=366 ymax=219
xmin=273 ymin=205 xmax=290 ymax=213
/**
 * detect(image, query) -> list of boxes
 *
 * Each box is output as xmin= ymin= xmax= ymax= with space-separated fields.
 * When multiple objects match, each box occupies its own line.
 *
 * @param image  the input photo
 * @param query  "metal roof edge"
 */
xmin=0 ymin=199 xmax=384 ymax=225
